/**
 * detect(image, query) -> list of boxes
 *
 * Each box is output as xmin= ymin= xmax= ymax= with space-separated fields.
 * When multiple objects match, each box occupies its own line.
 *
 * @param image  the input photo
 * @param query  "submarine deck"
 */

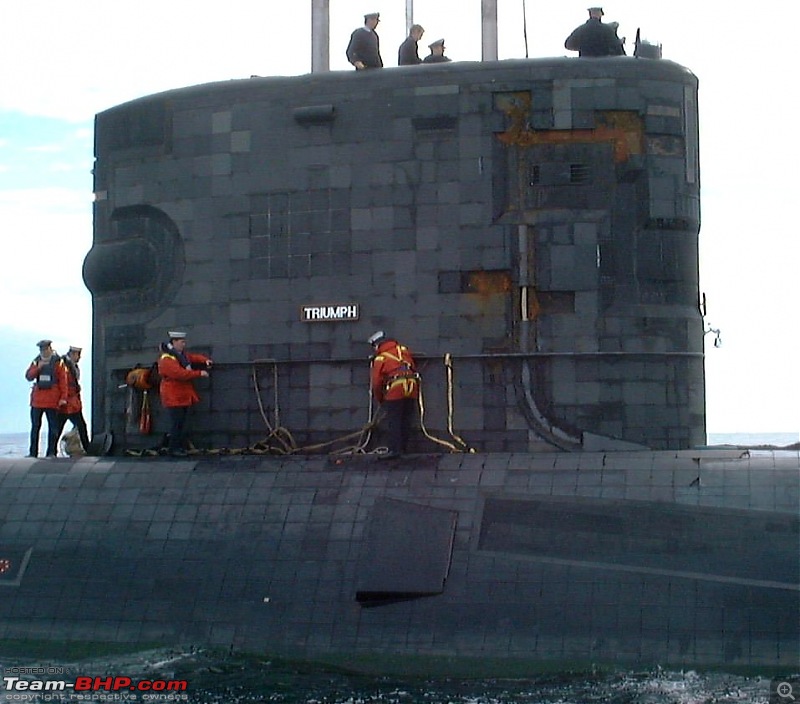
xmin=0 ymin=449 xmax=797 ymax=671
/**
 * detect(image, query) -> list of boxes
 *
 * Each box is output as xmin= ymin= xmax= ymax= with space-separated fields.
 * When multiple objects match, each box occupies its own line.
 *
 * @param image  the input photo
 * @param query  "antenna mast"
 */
xmin=311 ymin=0 xmax=330 ymax=72
xmin=522 ymin=0 xmax=529 ymax=58
xmin=481 ymin=0 xmax=498 ymax=61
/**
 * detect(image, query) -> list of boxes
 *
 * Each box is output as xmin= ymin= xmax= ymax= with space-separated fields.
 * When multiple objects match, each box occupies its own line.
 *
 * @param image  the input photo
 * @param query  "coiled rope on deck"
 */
xmin=127 ymin=355 xmax=475 ymax=457
xmin=250 ymin=359 xmax=386 ymax=456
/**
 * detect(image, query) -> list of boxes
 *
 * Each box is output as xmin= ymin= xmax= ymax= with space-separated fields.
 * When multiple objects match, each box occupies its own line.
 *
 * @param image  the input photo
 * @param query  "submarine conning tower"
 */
xmin=84 ymin=57 xmax=703 ymax=453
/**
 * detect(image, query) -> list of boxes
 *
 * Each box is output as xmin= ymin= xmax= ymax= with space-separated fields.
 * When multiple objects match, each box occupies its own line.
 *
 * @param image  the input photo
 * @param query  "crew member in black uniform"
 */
xmin=422 ymin=38 xmax=451 ymax=63
xmin=346 ymin=12 xmax=383 ymax=70
xmin=565 ymin=7 xmax=625 ymax=57
xmin=398 ymin=24 xmax=425 ymax=65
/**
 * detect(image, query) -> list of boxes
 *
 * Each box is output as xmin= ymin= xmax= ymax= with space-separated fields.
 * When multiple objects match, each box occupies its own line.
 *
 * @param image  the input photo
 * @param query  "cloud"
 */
xmin=0 ymin=185 xmax=93 ymax=434
xmin=26 ymin=144 xmax=63 ymax=154
xmin=0 ymin=187 xmax=93 ymax=326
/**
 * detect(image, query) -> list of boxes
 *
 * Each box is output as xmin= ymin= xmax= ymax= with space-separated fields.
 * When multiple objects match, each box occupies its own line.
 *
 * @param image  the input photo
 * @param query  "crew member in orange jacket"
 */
xmin=368 ymin=331 xmax=419 ymax=459
xmin=25 ymin=339 xmax=67 ymax=458
xmin=55 ymin=346 xmax=91 ymax=454
xmin=157 ymin=330 xmax=212 ymax=456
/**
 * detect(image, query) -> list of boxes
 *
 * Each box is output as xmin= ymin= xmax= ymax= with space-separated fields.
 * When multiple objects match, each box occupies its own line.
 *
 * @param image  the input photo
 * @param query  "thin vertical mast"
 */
xmin=481 ymin=0 xmax=498 ymax=61
xmin=311 ymin=0 xmax=330 ymax=72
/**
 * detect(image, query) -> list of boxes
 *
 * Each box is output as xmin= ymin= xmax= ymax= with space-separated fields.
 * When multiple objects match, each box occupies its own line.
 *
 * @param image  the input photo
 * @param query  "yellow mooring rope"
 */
xmin=125 ymin=355 xmax=476 ymax=457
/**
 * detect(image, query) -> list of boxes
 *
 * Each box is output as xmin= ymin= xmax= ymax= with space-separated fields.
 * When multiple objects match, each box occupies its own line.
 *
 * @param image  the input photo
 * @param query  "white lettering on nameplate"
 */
xmin=301 ymin=304 xmax=360 ymax=322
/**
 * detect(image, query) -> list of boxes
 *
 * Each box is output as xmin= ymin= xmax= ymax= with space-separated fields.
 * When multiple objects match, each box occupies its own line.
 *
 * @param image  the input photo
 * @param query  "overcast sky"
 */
xmin=0 ymin=0 xmax=796 ymax=437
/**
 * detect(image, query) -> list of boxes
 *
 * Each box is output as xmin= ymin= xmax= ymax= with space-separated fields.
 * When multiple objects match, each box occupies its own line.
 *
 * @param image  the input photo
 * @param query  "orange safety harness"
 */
xmin=375 ymin=344 xmax=420 ymax=397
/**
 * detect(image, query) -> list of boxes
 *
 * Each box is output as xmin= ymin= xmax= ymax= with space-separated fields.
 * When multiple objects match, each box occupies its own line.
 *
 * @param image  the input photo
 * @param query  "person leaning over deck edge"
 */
xmin=157 ymin=330 xmax=213 ymax=457
xmin=369 ymin=331 xmax=420 ymax=460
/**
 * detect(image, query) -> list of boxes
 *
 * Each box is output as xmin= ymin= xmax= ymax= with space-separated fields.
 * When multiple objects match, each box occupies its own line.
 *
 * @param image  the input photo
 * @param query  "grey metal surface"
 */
xmin=479 ymin=495 xmax=799 ymax=588
xmin=356 ymin=497 xmax=457 ymax=601
xmin=0 ymin=450 xmax=797 ymax=669
xmin=85 ymin=58 xmax=704 ymax=453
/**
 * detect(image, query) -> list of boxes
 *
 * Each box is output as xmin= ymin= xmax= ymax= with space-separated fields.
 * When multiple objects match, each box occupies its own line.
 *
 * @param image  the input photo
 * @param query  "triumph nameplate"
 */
xmin=301 ymin=304 xmax=360 ymax=322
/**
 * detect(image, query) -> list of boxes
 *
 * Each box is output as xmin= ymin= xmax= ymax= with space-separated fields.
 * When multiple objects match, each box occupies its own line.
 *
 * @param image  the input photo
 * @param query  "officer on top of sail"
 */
xmin=346 ymin=12 xmax=383 ymax=70
xmin=422 ymin=38 xmax=452 ymax=63
xmin=398 ymin=24 xmax=425 ymax=65
xmin=565 ymin=7 xmax=625 ymax=57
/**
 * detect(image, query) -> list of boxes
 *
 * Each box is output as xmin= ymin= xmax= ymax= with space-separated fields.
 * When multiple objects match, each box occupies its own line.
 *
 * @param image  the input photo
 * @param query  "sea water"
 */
xmin=1 ymin=432 xmax=798 ymax=459
xmin=0 ymin=647 xmax=794 ymax=703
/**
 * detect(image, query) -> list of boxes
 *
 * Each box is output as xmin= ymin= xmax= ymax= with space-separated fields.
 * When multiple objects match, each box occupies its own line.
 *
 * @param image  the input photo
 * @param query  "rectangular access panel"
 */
xmin=356 ymin=498 xmax=458 ymax=604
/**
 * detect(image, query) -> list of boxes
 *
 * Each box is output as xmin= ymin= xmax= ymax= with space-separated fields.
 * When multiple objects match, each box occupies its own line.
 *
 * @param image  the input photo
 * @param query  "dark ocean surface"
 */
xmin=0 ymin=647 xmax=795 ymax=703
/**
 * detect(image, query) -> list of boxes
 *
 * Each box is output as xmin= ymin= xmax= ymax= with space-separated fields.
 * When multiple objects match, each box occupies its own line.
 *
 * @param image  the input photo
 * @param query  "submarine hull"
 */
xmin=1 ymin=451 xmax=797 ymax=670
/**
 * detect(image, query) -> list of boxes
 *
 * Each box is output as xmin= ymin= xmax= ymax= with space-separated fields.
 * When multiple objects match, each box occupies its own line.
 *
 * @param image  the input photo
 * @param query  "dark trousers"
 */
xmin=55 ymin=412 xmax=91 ymax=453
xmin=167 ymin=406 xmax=190 ymax=451
xmin=383 ymin=397 xmax=417 ymax=454
xmin=29 ymin=407 xmax=59 ymax=457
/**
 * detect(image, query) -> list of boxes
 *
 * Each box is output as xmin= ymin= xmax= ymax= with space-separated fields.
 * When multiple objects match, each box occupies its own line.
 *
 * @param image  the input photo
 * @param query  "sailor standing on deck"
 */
xmin=25 ymin=339 xmax=67 ymax=458
xmin=157 ymin=331 xmax=213 ymax=457
xmin=346 ymin=12 xmax=383 ymax=70
xmin=55 ymin=346 xmax=91 ymax=455
xmin=369 ymin=331 xmax=420 ymax=460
